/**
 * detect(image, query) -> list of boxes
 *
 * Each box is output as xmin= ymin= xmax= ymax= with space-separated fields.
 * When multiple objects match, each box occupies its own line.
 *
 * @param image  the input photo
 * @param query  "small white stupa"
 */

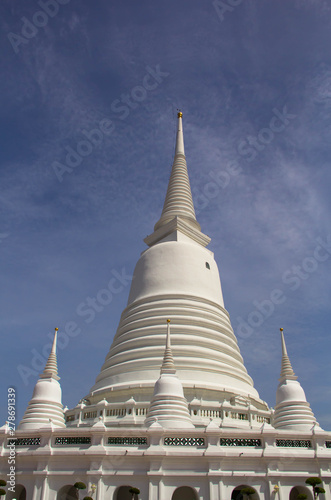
xmin=18 ymin=328 xmax=66 ymax=430
xmin=145 ymin=319 xmax=194 ymax=429
xmin=273 ymin=328 xmax=321 ymax=431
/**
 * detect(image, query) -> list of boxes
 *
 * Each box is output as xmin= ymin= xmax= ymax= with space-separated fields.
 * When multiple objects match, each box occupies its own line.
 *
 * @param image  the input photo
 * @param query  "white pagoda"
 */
xmin=0 ymin=113 xmax=330 ymax=500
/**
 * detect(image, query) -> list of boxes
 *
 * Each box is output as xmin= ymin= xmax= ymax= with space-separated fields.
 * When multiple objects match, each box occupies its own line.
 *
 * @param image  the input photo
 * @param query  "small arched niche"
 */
xmin=172 ymin=486 xmax=199 ymax=500
xmin=290 ymin=486 xmax=313 ymax=500
xmin=232 ymin=485 xmax=259 ymax=500
xmin=114 ymin=485 xmax=139 ymax=500
xmin=6 ymin=484 xmax=26 ymax=500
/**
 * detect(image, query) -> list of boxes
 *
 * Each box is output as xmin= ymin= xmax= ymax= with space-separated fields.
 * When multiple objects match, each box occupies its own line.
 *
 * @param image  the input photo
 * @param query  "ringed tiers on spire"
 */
xmin=18 ymin=328 xmax=65 ymax=430
xmin=146 ymin=112 xmax=210 ymax=248
xmin=161 ymin=319 xmax=176 ymax=374
xmin=273 ymin=329 xmax=321 ymax=431
xmin=145 ymin=320 xmax=194 ymax=429
xmin=278 ymin=328 xmax=297 ymax=381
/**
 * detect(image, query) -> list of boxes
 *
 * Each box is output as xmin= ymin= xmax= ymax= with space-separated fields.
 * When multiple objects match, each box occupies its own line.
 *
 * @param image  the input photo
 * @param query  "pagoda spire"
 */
xmin=145 ymin=320 xmax=194 ymax=429
xmin=279 ymin=328 xmax=297 ymax=381
xmin=144 ymin=112 xmax=210 ymax=247
xmin=175 ymin=111 xmax=185 ymax=155
xmin=161 ymin=319 xmax=176 ymax=374
xmin=153 ymin=112 xmax=201 ymax=233
xmin=273 ymin=328 xmax=321 ymax=431
xmin=18 ymin=328 xmax=65 ymax=430
xmin=42 ymin=327 xmax=59 ymax=380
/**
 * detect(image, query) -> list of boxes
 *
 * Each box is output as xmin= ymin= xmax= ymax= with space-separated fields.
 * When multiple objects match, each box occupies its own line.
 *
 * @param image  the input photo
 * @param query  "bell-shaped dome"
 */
xmin=276 ymin=379 xmax=307 ymax=405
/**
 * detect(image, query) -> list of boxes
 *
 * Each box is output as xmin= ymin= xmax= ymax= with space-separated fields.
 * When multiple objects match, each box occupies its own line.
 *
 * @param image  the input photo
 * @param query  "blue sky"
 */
xmin=1 ymin=0 xmax=331 ymax=429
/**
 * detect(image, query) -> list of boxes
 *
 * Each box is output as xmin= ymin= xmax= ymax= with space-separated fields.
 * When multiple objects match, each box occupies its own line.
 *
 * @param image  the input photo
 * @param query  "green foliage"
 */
xmin=0 ymin=480 xmax=6 ymax=487
xmin=306 ymin=478 xmax=322 ymax=488
xmin=74 ymin=482 xmax=86 ymax=490
xmin=129 ymin=487 xmax=140 ymax=497
xmin=0 ymin=489 xmax=6 ymax=497
xmin=83 ymin=497 xmax=93 ymax=500
xmin=305 ymin=478 xmax=324 ymax=499
xmin=241 ymin=487 xmax=256 ymax=497
xmin=297 ymin=494 xmax=308 ymax=500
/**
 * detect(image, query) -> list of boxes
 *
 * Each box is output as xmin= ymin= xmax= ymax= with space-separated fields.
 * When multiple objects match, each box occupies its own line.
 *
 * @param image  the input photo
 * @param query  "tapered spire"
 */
xmin=42 ymin=327 xmax=59 ymax=380
xmin=161 ymin=319 xmax=176 ymax=374
xmin=153 ymin=112 xmax=200 ymax=233
xmin=279 ymin=328 xmax=297 ymax=381
xmin=145 ymin=112 xmax=210 ymax=247
xmin=18 ymin=328 xmax=65 ymax=430
xmin=175 ymin=111 xmax=185 ymax=155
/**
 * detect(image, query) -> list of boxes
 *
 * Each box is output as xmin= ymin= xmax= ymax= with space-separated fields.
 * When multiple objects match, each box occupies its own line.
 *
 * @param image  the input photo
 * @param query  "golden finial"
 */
xmin=177 ymin=111 xmax=183 ymax=118
xmin=280 ymin=328 xmax=283 ymax=332
xmin=55 ymin=327 xmax=59 ymax=331
xmin=167 ymin=319 xmax=171 ymax=323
